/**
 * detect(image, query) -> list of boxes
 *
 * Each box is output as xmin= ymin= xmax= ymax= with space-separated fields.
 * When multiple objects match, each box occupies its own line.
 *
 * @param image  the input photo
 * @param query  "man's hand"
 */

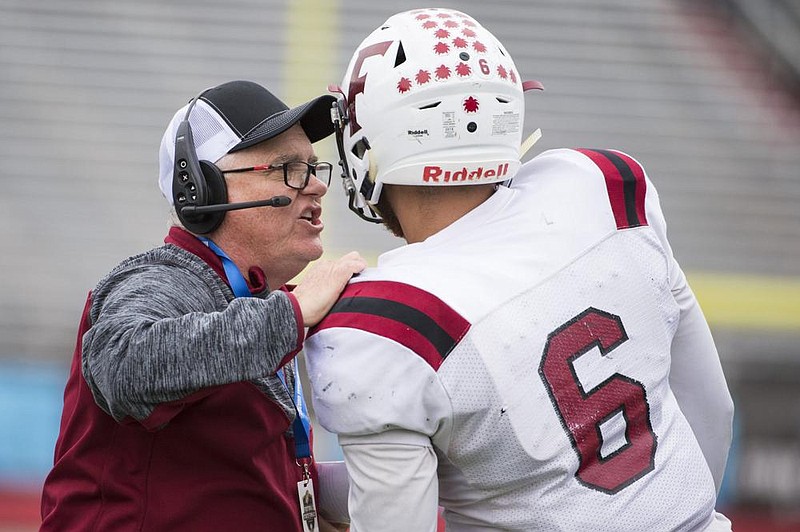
xmin=292 ymin=251 xmax=367 ymax=327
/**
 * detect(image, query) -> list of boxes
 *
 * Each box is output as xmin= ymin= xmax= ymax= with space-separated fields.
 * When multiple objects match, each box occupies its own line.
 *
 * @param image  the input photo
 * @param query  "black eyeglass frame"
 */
xmin=220 ymin=161 xmax=333 ymax=190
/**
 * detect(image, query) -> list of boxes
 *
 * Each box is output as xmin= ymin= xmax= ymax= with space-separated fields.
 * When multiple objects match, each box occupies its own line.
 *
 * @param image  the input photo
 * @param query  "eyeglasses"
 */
xmin=221 ymin=161 xmax=333 ymax=190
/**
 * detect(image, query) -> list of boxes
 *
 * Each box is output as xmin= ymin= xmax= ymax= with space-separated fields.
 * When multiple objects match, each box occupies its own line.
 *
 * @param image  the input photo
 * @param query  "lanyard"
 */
xmin=200 ymin=237 xmax=312 ymax=461
xmin=200 ymin=238 xmax=251 ymax=298
xmin=278 ymin=363 xmax=312 ymax=459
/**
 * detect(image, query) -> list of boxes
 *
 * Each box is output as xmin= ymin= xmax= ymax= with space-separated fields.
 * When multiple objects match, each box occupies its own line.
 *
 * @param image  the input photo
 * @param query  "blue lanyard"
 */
xmin=200 ymin=238 xmax=251 ymax=298
xmin=200 ymin=237 xmax=312 ymax=460
xmin=277 ymin=363 xmax=312 ymax=459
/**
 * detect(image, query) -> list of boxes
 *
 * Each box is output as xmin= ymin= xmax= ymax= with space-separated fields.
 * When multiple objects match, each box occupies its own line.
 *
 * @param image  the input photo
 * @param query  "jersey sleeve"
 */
xmin=340 ymin=434 xmax=439 ymax=532
xmin=557 ymin=147 xmax=676 ymax=286
xmin=668 ymin=269 xmax=734 ymax=492
xmin=306 ymin=280 xmax=466 ymax=439
xmin=648 ymin=184 xmax=734 ymax=490
xmin=306 ymin=280 xmax=468 ymax=531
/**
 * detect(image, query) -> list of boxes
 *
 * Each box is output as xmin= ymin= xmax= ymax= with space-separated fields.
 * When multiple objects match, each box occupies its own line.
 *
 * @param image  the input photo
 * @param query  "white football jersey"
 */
xmin=307 ymin=148 xmax=732 ymax=531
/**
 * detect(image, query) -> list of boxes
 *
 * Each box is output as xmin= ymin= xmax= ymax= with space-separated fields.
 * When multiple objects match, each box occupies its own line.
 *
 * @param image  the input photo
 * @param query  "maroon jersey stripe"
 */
xmin=575 ymin=149 xmax=648 ymax=229
xmin=312 ymin=312 xmax=446 ymax=370
xmin=613 ymin=150 xmax=648 ymax=227
xmin=337 ymin=281 xmax=469 ymax=339
xmin=310 ymin=281 xmax=470 ymax=369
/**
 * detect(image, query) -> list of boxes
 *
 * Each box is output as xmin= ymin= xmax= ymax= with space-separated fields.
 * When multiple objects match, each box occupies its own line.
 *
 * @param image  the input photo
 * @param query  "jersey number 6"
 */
xmin=539 ymin=307 xmax=657 ymax=494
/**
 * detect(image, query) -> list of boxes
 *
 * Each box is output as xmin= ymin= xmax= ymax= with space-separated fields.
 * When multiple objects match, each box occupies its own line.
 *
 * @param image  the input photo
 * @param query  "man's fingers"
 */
xmin=292 ymin=252 xmax=368 ymax=327
xmin=339 ymin=251 xmax=367 ymax=272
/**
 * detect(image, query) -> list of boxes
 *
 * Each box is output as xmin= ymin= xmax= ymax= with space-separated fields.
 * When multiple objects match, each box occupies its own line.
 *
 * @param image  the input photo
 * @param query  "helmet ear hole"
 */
xmin=352 ymin=138 xmax=370 ymax=160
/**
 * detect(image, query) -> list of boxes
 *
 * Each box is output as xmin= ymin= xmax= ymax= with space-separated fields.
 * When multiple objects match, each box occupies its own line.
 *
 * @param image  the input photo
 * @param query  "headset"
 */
xmin=172 ymin=90 xmax=291 ymax=234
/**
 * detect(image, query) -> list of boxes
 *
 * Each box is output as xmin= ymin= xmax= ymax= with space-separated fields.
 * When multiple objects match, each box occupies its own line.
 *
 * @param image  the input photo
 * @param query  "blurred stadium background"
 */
xmin=1 ymin=0 xmax=799 ymax=529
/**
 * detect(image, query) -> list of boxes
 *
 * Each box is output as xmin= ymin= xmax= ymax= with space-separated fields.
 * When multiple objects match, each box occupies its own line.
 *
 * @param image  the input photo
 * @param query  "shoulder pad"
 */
xmin=310 ymin=280 xmax=470 ymax=370
xmin=573 ymin=148 xmax=648 ymax=229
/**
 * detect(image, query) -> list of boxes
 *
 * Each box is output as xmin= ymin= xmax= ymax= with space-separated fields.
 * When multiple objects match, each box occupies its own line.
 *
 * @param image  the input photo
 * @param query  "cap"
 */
xmin=158 ymin=80 xmax=336 ymax=205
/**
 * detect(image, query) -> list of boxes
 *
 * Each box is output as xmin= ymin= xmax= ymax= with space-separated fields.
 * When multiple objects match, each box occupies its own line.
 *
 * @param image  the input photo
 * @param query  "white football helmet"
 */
xmin=330 ymin=8 xmax=542 ymax=222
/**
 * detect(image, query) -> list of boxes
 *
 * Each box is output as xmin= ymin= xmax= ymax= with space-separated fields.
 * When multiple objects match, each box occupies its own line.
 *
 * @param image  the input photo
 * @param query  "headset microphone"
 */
xmin=180 ymin=195 xmax=292 ymax=216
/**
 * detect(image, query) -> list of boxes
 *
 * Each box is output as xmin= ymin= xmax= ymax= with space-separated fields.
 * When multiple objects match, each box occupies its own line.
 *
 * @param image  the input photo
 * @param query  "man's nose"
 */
xmin=304 ymin=172 xmax=329 ymax=196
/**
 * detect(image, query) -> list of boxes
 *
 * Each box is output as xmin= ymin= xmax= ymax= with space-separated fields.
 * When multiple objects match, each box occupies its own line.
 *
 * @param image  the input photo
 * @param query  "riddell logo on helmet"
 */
xmin=422 ymin=163 xmax=510 ymax=183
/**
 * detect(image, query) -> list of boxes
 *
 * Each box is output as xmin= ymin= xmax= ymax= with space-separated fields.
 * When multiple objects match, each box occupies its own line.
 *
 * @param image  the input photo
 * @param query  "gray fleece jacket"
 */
xmin=81 ymin=238 xmax=302 ymax=426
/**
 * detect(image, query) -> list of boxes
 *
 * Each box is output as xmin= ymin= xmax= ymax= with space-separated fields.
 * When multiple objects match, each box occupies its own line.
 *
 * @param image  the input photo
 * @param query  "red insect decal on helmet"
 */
xmin=434 ymin=42 xmax=450 ymax=55
xmin=416 ymin=70 xmax=432 ymax=84
xmin=463 ymin=96 xmax=480 ymax=112
xmin=456 ymin=62 xmax=472 ymax=77
xmin=397 ymin=77 xmax=412 ymax=93
xmin=422 ymin=21 xmax=437 ymax=29
xmin=462 ymin=28 xmax=476 ymax=38
xmin=444 ymin=20 xmax=459 ymax=28
xmin=436 ymin=65 xmax=452 ymax=79
xmin=497 ymin=65 xmax=508 ymax=79
xmin=473 ymin=41 xmax=487 ymax=53
xmin=435 ymin=29 xmax=450 ymax=39
xmin=453 ymin=37 xmax=468 ymax=48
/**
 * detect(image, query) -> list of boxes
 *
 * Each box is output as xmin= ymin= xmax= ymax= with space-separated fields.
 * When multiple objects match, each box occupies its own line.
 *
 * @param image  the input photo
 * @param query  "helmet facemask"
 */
xmin=330 ymin=90 xmax=383 ymax=223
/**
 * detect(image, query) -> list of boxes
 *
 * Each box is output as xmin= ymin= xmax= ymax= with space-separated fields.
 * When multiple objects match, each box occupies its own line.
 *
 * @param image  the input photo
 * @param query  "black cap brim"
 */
xmin=230 ymin=94 xmax=337 ymax=152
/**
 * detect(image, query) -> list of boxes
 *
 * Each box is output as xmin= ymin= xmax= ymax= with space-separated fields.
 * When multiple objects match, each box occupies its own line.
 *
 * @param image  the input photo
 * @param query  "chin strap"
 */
xmin=520 ymin=128 xmax=543 ymax=159
xmin=347 ymin=188 xmax=383 ymax=224
xmin=519 ymin=79 xmax=545 ymax=160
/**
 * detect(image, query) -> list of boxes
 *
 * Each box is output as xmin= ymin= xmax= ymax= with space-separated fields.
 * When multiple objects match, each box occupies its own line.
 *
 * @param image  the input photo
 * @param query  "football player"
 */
xmin=307 ymin=8 xmax=734 ymax=531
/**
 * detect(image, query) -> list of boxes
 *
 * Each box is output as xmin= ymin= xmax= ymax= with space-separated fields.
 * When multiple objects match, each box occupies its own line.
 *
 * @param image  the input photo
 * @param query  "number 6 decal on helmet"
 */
xmin=539 ymin=307 xmax=657 ymax=494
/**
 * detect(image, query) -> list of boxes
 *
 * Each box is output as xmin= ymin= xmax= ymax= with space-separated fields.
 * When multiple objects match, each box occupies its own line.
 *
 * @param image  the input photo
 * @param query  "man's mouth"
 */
xmin=300 ymin=207 xmax=322 ymax=226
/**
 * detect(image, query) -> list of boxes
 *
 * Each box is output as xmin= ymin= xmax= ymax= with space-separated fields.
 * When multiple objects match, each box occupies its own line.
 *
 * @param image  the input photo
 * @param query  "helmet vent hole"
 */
xmin=418 ymin=101 xmax=441 ymax=110
xmin=394 ymin=42 xmax=406 ymax=67
xmin=467 ymin=122 xmax=478 ymax=133
xmin=351 ymin=138 xmax=370 ymax=159
xmin=496 ymin=97 xmax=510 ymax=103
xmin=459 ymin=52 xmax=470 ymax=61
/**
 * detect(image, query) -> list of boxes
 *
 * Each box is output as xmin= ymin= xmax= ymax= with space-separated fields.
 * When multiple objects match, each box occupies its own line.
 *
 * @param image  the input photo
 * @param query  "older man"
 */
xmin=40 ymin=80 xmax=364 ymax=531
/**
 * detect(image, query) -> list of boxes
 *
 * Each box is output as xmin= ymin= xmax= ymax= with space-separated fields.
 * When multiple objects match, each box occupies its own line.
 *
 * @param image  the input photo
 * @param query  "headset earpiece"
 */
xmin=172 ymin=92 xmax=229 ymax=234
xmin=188 ymin=161 xmax=228 ymax=233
